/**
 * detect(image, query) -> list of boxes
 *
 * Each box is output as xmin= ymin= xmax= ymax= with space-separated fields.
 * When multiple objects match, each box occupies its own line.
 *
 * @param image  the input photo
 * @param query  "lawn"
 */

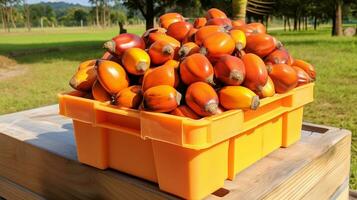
xmin=0 ymin=26 xmax=356 ymax=188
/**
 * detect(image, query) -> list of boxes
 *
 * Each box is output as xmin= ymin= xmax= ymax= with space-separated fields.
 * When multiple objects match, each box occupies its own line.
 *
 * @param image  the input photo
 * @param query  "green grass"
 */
xmin=0 ymin=26 xmax=356 ymax=188
xmin=0 ymin=26 xmax=143 ymax=113
xmin=270 ymin=28 xmax=357 ymax=188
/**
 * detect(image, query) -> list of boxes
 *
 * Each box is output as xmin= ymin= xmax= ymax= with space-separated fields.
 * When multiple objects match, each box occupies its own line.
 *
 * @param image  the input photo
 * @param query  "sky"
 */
xmin=28 ymin=0 xmax=91 ymax=6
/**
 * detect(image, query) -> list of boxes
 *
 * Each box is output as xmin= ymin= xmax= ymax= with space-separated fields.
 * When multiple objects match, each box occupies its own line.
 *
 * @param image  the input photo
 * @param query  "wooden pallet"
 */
xmin=0 ymin=105 xmax=351 ymax=200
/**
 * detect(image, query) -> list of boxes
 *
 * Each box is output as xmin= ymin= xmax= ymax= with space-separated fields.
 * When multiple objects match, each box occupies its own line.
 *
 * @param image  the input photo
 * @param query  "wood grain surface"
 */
xmin=0 ymin=105 xmax=351 ymax=200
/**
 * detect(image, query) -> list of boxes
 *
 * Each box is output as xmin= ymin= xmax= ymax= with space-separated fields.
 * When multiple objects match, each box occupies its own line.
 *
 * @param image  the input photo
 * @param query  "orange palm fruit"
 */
xmin=245 ymin=34 xmax=279 ymax=58
xmin=141 ymin=27 xmax=166 ymax=45
xmin=70 ymin=65 xmax=96 ymax=91
xmin=178 ymin=42 xmax=200 ymax=58
xmin=167 ymin=21 xmax=193 ymax=42
xmin=292 ymin=59 xmax=316 ymax=80
xmin=219 ymin=86 xmax=260 ymax=110
xmin=265 ymin=47 xmax=293 ymax=65
xmin=214 ymin=55 xmax=246 ymax=86
xmin=163 ymin=59 xmax=180 ymax=69
xmin=195 ymin=25 xmax=226 ymax=45
xmin=170 ymin=105 xmax=200 ymax=119
xmin=103 ymin=33 xmax=145 ymax=57
xmin=185 ymin=82 xmax=219 ymax=117
xmin=200 ymin=32 xmax=235 ymax=56
xmin=159 ymin=13 xmax=184 ymax=29
xmin=242 ymin=53 xmax=268 ymax=91
xmin=121 ymin=48 xmax=150 ymax=75
xmin=246 ymin=22 xmax=266 ymax=34
xmin=179 ymin=53 xmax=215 ymax=85
xmin=142 ymin=64 xmax=175 ymax=91
xmin=101 ymin=52 xmax=121 ymax=64
xmin=255 ymin=76 xmax=275 ymax=98
xmin=182 ymin=28 xmax=198 ymax=44
xmin=115 ymin=85 xmax=143 ymax=109
xmin=292 ymin=66 xmax=312 ymax=86
xmin=92 ymin=80 xmax=111 ymax=102
xmin=232 ymin=19 xmax=245 ymax=27
xmin=96 ymin=60 xmax=129 ymax=94
xmin=229 ymin=29 xmax=246 ymax=51
xmin=193 ymin=17 xmax=207 ymax=28
xmin=206 ymin=18 xmax=232 ymax=27
xmin=148 ymin=40 xmax=175 ymax=65
xmin=205 ymin=8 xmax=227 ymax=19
xmin=162 ymin=59 xmax=180 ymax=88
xmin=77 ymin=59 xmax=96 ymax=71
xmin=147 ymin=32 xmax=181 ymax=49
xmin=143 ymin=85 xmax=181 ymax=112
xmin=232 ymin=25 xmax=255 ymax=36
xmin=269 ymin=64 xmax=298 ymax=93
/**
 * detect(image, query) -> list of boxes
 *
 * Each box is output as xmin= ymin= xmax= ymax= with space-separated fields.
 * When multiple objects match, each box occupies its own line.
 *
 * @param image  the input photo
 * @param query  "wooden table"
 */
xmin=0 ymin=105 xmax=351 ymax=200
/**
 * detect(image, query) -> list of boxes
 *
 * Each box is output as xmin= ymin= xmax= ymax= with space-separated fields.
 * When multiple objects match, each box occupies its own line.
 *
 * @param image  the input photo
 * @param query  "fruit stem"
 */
xmin=162 ymin=45 xmax=174 ymax=55
xmin=175 ymin=91 xmax=182 ymax=105
xmin=276 ymin=41 xmax=283 ymax=49
xmin=250 ymin=96 xmax=260 ymax=110
xmin=199 ymin=47 xmax=208 ymax=55
xmin=230 ymin=70 xmax=244 ymax=82
xmin=103 ymin=40 xmax=116 ymax=53
xmin=236 ymin=43 xmax=243 ymax=51
xmin=205 ymin=103 xmax=218 ymax=114
xmin=266 ymin=63 xmax=272 ymax=74
xmin=178 ymin=47 xmax=189 ymax=58
xmin=206 ymin=75 xmax=216 ymax=86
xmin=136 ymin=61 xmax=149 ymax=72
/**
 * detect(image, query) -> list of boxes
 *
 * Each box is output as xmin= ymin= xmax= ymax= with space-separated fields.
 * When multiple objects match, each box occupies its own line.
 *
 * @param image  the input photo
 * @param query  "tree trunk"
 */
xmin=107 ymin=3 xmax=111 ymax=27
xmin=9 ymin=4 xmax=16 ymax=28
xmin=287 ymin=17 xmax=291 ymax=31
xmin=265 ymin=15 xmax=269 ymax=31
xmin=284 ymin=16 xmax=286 ymax=32
xmin=102 ymin=1 xmax=106 ymax=28
xmin=232 ymin=0 xmax=248 ymax=21
xmin=305 ymin=17 xmax=308 ymax=30
xmin=333 ymin=0 xmax=343 ymax=36
xmin=314 ymin=16 xmax=317 ymax=30
xmin=298 ymin=17 xmax=301 ymax=30
xmin=0 ymin=7 xmax=5 ymax=31
xmin=145 ymin=0 xmax=154 ymax=30
xmin=293 ymin=16 xmax=297 ymax=31
xmin=23 ymin=0 xmax=31 ymax=31
xmin=95 ymin=1 xmax=100 ymax=27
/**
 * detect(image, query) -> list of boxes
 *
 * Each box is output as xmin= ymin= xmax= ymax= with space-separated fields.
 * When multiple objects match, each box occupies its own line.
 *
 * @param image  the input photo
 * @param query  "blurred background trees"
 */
xmin=0 ymin=0 xmax=356 ymax=36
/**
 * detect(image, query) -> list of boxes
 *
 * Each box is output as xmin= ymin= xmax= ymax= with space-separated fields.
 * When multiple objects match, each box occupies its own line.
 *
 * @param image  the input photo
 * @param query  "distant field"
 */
xmin=0 ymin=26 xmax=356 ymax=188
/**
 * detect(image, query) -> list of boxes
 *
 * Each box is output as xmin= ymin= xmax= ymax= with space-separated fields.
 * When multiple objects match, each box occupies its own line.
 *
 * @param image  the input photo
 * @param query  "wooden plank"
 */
xmin=0 ymin=133 xmax=177 ymax=200
xmin=330 ymin=178 xmax=349 ymax=200
xmin=0 ymin=105 xmax=352 ymax=200
xmin=205 ymin=124 xmax=351 ymax=199
xmin=0 ymin=176 xmax=45 ymax=200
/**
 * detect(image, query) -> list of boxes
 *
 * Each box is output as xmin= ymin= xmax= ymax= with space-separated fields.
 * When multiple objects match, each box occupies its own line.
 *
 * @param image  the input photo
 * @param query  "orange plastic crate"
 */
xmin=58 ymin=83 xmax=314 ymax=199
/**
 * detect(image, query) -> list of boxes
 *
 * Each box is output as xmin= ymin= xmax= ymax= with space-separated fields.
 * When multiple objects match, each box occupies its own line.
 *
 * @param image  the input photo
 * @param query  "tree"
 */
xmin=332 ymin=0 xmax=343 ymax=36
xmin=29 ymin=4 xmax=56 ymax=27
xmin=74 ymin=9 xmax=89 ymax=26
xmin=123 ymin=0 xmax=177 ymax=30
xmin=232 ymin=0 xmax=247 ymax=20
xmin=89 ymin=0 xmax=100 ymax=26
xmin=23 ymin=0 xmax=31 ymax=31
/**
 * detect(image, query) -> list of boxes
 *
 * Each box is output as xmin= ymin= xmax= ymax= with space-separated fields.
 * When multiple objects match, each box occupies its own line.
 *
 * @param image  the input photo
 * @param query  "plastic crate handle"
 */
xmin=94 ymin=103 xmax=142 ymax=137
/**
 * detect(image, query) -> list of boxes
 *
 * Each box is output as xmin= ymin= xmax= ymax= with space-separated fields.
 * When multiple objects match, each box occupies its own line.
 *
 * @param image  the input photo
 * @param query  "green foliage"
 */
xmin=28 ymin=4 xmax=56 ymax=27
xmin=58 ymin=8 xmax=89 ymax=26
